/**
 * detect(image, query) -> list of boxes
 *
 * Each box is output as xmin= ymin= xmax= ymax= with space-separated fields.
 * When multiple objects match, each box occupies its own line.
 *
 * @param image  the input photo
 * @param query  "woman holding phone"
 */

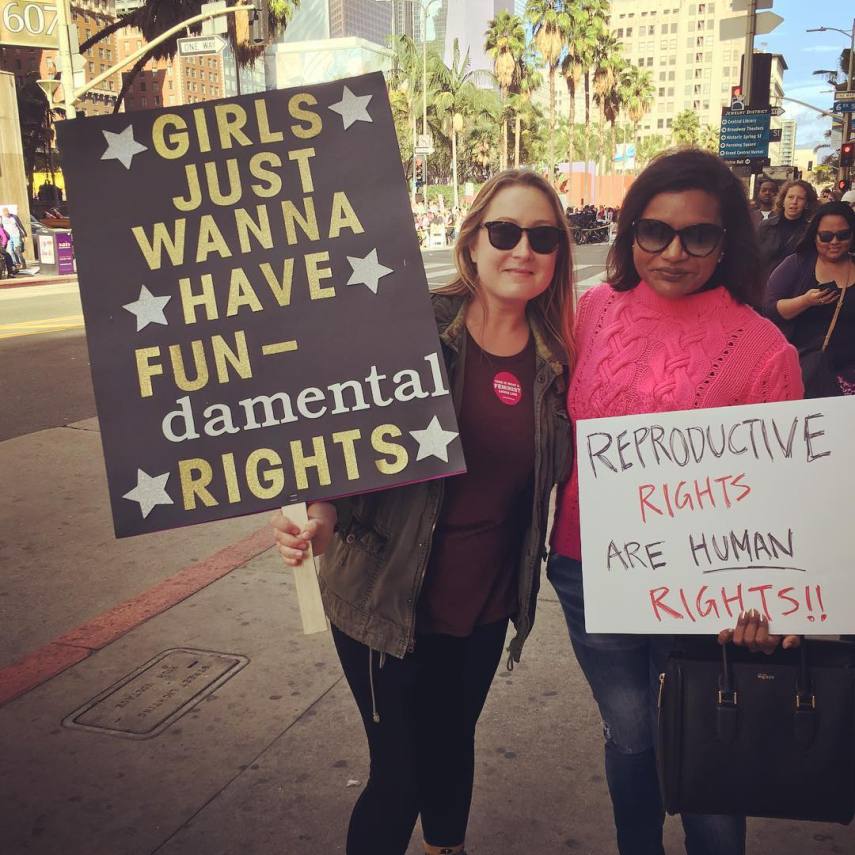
xmin=764 ymin=201 xmax=855 ymax=397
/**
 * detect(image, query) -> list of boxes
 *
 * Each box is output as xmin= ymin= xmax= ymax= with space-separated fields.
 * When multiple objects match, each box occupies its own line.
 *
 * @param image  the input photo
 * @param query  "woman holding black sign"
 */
xmin=547 ymin=149 xmax=802 ymax=855
xmin=272 ymin=169 xmax=574 ymax=855
xmin=764 ymin=201 xmax=855 ymax=398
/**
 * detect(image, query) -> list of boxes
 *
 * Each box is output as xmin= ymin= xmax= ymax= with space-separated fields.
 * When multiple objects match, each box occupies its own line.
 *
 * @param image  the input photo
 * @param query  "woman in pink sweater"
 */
xmin=548 ymin=149 xmax=802 ymax=855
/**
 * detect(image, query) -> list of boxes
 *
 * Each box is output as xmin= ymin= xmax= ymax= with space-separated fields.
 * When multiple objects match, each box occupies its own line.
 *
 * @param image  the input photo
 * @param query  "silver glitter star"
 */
xmin=101 ymin=124 xmax=148 ymax=169
xmin=328 ymin=86 xmax=373 ymax=130
xmin=346 ymin=248 xmax=393 ymax=294
xmin=122 ymin=469 xmax=174 ymax=519
xmin=122 ymin=285 xmax=171 ymax=332
xmin=409 ymin=416 xmax=459 ymax=463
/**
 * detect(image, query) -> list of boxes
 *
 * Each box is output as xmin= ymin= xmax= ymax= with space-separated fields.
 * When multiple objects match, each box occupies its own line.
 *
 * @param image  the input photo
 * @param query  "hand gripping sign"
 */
xmin=57 ymin=73 xmax=466 ymax=631
xmin=577 ymin=397 xmax=855 ymax=635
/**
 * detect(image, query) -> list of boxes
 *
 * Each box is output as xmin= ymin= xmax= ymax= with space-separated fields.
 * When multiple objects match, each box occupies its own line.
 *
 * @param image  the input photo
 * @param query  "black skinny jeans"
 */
xmin=331 ymin=619 xmax=508 ymax=855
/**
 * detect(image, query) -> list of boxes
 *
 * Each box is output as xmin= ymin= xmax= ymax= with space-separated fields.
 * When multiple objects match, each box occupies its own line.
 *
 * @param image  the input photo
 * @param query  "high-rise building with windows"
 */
xmin=278 ymin=0 xmax=395 ymax=47
xmin=534 ymin=0 xmax=789 ymax=147
xmin=609 ymin=0 xmax=746 ymax=138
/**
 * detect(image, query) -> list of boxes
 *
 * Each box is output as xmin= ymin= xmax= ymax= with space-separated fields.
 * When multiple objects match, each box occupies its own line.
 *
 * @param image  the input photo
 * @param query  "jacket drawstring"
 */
xmin=369 ymin=648 xmax=386 ymax=723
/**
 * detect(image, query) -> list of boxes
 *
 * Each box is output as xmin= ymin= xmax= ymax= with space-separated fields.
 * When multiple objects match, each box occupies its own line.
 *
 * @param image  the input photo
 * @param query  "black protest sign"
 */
xmin=57 ymin=72 xmax=464 ymax=538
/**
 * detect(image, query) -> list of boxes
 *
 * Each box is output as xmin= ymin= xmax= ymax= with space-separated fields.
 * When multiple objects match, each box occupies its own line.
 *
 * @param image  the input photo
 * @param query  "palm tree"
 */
xmin=485 ymin=11 xmax=526 ymax=171
xmin=431 ymin=39 xmax=491 ymax=208
xmin=636 ymin=133 xmax=668 ymax=169
xmin=574 ymin=0 xmax=611 ymax=193
xmin=592 ymin=35 xmax=624 ymax=174
xmin=526 ymin=0 xmax=570 ymax=179
xmin=17 ymin=75 xmax=58 ymax=199
xmin=699 ymin=124 xmax=720 ymax=153
xmin=600 ymin=55 xmax=629 ymax=175
xmin=75 ymin=0 xmax=300 ymax=113
xmin=672 ymin=109 xmax=700 ymax=146
xmin=619 ymin=65 xmax=654 ymax=169
xmin=387 ymin=34 xmax=424 ymax=201
xmin=509 ymin=55 xmax=542 ymax=169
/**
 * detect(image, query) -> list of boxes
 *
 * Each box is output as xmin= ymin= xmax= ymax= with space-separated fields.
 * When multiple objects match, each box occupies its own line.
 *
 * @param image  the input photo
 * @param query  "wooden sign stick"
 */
xmin=282 ymin=502 xmax=328 ymax=635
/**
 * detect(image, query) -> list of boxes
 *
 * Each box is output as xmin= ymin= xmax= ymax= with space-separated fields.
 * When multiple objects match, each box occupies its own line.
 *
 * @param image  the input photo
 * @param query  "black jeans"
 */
xmin=332 ymin=619 xmax=508 ymax=855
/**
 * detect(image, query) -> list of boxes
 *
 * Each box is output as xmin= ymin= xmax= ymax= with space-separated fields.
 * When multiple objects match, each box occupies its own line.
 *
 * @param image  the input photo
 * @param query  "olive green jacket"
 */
xmin=318 ymin=294 xmax=572 ymax=661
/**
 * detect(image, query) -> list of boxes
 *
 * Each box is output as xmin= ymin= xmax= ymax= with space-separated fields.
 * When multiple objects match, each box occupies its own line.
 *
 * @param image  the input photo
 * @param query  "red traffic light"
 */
xmin=842 ymin=142 xmax=855 ymax=168
xmin=838 ymin=179 xmax=850 ymax=192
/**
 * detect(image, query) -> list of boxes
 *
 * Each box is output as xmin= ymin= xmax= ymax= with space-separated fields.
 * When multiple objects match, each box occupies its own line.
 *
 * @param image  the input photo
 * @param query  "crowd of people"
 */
xmin=412 ymin=202 xmax=469 ymax=249
xmin=271 ymin=152 xmax=854 ymax=855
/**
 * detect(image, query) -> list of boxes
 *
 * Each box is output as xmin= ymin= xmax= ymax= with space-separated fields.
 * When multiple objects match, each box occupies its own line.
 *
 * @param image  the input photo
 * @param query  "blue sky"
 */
xmin=758 ymin=0 xmax=851 ymax=151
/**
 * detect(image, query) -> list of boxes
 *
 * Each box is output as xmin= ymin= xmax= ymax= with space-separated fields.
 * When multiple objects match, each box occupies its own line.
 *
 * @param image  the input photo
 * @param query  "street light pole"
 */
xmin=56 ymin=4 xmax=254 ymax=119
xmin=54 ymin=0 xmax=77 ymax=119
xmin=808 ymin=20 xmax=855 ymax=185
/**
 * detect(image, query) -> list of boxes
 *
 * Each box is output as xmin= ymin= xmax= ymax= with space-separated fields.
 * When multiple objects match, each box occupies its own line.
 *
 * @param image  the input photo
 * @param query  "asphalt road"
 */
xmin=0 ymin=244 xmax=609 ymax=442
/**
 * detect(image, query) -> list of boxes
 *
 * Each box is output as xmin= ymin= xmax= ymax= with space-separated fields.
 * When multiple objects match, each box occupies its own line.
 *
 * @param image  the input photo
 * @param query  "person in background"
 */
xmin=548 ymin=148 xmax=802 ymax=855
xmin=1 ymin=208 xmax=26 ymax=268
xmin=750 ymin=177 xmax=779 ymax=226
xmin=271 ymin=169 xmax=574 ymax=855
xmin=764 ymin=201 xmax=855 ymax=397
xmin=819 ymin=187 xmax=836 ymax=204
xmin=0 ymin=223 xmax=17 ymax=277
xmin=757 ymin=179 xmax=818 ymax=277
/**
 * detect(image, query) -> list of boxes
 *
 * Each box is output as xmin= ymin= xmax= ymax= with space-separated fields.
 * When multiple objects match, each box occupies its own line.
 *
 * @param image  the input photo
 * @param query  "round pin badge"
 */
xmin=493 ymin=371 xmax=522 ymax=405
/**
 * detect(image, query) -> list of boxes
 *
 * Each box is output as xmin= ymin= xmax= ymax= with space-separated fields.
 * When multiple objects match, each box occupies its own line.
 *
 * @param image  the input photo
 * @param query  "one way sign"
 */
xmin=177 ymin=35 xmax=226 ymax=56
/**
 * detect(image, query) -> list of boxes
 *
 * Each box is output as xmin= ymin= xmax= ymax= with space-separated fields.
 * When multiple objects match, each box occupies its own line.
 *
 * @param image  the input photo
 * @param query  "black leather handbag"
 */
xmin=657 ymin=639 xmax=855 ymax=823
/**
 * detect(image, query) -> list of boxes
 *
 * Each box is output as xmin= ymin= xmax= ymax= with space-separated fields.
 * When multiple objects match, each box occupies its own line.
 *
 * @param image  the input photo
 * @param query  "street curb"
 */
xmin=0 ymin=525 xmax=274 ymax=708
xmin=0 ymin=274 xmax=77 ymax=290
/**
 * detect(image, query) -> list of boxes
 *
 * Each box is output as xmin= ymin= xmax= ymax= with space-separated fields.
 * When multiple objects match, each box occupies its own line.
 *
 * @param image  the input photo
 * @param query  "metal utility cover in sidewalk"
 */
xmin=62 ymin=648 xmax=249 ymax=740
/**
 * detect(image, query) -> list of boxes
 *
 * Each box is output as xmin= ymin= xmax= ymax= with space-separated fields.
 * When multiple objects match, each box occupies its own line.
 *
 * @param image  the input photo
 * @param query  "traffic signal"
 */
xmin=414 ymin=156 xmax=424 ymax=188
xmin=842 ymin=141 xmax=855 ymax=168
xmin=251 ymin=0 xmax=269 ymax=43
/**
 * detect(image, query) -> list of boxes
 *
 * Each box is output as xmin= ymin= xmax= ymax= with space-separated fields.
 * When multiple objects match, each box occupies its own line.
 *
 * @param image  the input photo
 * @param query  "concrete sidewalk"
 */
xmin=0 ymin=417 xmax=852 ymax=854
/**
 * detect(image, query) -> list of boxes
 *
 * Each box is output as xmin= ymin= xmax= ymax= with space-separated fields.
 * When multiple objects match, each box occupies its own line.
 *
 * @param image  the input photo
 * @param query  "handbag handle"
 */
xmin=720 ymin=640 xmax=812 ymax=704
xmin=822 ymin=282 xmax=849 ymax=352
xmin=717 ymin=641 xmax=816 ymax=746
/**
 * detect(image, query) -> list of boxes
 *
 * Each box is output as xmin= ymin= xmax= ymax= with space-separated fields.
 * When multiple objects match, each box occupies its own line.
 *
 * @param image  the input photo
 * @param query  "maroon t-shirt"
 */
xmin=417 ymin=330 xmax=536 ymax=636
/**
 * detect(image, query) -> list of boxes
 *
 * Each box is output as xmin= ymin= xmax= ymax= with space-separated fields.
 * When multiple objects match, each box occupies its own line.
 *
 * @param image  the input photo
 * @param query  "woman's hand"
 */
xmin=776 ymin=289 xmax=838 ymax=320
xmin=270 ymin=502 xmax=337 ymax=567
xmin=802 ymin=288 xmax=839 ymax=309
xmin=717 ymin=609 xmax=800 ymax=654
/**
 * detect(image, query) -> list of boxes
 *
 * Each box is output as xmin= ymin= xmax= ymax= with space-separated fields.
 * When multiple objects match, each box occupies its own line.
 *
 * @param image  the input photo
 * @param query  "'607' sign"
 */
xmin=1 ymin=1 xmax=58 ymax=49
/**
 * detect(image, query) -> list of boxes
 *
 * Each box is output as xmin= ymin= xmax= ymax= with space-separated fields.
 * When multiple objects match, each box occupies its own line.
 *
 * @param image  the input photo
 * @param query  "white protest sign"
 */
xmin=578 ymin=396 xmax=855 ymax=634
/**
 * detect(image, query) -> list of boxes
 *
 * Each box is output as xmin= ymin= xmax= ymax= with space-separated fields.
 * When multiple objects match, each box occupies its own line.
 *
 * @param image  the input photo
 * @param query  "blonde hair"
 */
xmin=435 ymin=169 xmax=575 ymax=364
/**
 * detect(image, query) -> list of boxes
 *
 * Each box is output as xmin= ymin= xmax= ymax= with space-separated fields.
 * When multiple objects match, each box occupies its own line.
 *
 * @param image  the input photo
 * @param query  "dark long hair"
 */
xmin=794 ymin=201 xmax=855 ymax=255
xmin=606 ymin=148 xmax=762 ymax=306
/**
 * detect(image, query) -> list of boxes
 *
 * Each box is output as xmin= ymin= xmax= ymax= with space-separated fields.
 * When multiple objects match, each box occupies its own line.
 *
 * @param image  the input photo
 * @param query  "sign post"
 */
xmin=719 ymin=106 xmax=772 ymax=172
xmin=177 ymin=34 xmax=226 ymax=57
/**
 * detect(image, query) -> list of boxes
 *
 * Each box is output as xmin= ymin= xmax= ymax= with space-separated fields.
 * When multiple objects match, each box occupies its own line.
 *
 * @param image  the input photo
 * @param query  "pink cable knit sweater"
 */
xmin=551 ymin=280 xmax=804 ymax=560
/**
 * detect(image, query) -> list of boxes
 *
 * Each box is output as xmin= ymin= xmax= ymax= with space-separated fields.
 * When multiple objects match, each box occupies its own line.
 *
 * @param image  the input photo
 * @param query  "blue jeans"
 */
xmin=547 ymin=554 xmax=745 ymax=855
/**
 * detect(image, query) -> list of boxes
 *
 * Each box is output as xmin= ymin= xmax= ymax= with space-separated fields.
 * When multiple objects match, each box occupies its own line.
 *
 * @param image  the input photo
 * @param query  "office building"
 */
xmin=776 ymin=119 xmax=797 ymax=167
xmin=609 ymin=0 xmax=747 ymax=138
xmin=0 ymin=0 xmax=121 ymax=116
xmin=277 ymin=0 xmax=395 ymax=48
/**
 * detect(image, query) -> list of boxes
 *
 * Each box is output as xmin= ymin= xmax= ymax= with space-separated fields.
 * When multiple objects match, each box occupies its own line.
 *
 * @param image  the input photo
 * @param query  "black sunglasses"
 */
xmin=633 ymin=218 xmax=725 ymax=258
xmin=817 ymin=229 xmax=852 ymax=243
xmin=482 ymin=221 xmax=562 ymax=254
